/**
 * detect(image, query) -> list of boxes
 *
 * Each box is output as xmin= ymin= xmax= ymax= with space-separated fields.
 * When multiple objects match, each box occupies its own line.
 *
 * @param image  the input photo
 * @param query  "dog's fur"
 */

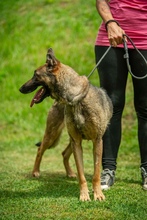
xmin=19 ymin=48 xmax=113 ymax=201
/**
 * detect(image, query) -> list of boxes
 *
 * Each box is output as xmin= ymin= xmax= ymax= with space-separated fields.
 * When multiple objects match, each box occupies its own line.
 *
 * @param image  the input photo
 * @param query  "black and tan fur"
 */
xmin=19 ymin=48 xmax=113 ymax=201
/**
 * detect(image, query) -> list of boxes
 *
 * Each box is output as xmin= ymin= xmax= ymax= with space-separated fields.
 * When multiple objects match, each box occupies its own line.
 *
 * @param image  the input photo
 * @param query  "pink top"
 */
xmin=95 ymin=0 xmax=147 ymax=49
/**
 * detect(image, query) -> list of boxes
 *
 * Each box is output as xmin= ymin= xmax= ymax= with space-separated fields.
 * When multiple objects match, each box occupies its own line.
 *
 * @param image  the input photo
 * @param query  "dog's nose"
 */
xmin=19 ymin=85 xmax=29 ymax=94
xmin=19 ymin=86 xmax=23 ymax=93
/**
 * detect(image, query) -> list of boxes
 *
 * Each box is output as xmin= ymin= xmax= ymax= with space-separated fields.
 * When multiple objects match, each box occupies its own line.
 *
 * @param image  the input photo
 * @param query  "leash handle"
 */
xmin=123 ymin=34 xmax=147 ymax=80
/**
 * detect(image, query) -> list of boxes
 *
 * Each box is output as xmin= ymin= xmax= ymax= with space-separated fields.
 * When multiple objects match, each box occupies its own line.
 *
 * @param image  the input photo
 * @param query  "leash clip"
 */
xmin=123 ymin=35 xmax=129 ymax=60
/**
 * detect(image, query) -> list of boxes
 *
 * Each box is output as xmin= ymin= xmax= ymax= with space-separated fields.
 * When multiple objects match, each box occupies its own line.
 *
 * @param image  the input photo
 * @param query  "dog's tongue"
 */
xmin=30 ymin=87 xmax=44 ymax=107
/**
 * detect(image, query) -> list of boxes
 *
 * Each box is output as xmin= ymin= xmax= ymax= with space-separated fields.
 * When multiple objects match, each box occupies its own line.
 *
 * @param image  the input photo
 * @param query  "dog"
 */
xmin=19 ymin=48 xmax=113 ymax=201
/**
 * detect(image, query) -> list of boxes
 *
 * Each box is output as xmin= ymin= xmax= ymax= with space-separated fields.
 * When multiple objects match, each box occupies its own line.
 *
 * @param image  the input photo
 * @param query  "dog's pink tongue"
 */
xmin=30 ymin=98 xmax=36 ymax=108
xmin=30 ymin=87 xmax=44 ymax=107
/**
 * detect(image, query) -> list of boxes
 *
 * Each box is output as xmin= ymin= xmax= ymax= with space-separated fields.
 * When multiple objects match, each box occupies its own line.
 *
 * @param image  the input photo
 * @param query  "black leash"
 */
xmin=123 ymin=34 xmax=147 ymax=79
xmin=88 ymin=35 xmax=147 ymax=80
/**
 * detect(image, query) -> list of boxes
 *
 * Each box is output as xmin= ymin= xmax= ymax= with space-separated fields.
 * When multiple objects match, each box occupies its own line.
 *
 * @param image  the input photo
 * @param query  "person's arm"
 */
xmin=96 ymin=0 xmax=125 ymax=47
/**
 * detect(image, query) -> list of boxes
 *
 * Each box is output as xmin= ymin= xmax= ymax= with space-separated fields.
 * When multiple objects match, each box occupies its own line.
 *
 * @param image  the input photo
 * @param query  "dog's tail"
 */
xmin=36 ymin=142 xmax=41 ymax=147
xmin=35 ymin=130 xmax=63 ymax=149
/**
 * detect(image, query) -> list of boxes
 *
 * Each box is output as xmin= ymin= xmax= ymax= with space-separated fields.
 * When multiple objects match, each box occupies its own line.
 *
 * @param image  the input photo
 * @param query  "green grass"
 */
xmin=0 ymin=0 xmax=146 ymax=219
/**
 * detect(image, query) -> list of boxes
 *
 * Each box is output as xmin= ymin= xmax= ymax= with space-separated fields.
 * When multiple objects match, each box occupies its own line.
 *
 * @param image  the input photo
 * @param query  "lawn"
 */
xmin=0 ymin=0 xmax=146 ymax=219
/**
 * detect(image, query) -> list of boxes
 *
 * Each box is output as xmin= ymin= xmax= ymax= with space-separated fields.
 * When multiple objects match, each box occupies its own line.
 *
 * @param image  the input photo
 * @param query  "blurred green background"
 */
xmin=0 ymin=0 xmax=146 ymax=219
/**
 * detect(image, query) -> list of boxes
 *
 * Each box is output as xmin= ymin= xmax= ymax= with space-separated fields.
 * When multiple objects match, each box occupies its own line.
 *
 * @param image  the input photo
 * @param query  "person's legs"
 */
xmin=130 ymin=49 xmax=147 ymax=190
xmin=95 ymin=46 xmax=128 ymax=169
xmin=95 ymin=46 xmax=128 ymax=189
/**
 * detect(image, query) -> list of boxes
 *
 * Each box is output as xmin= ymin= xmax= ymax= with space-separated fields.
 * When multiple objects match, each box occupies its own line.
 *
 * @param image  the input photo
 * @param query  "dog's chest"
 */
xmin=65 ymin=103 xmax=96 ymax=140
xmin=65 ymin=104 xmax=85 ymax=126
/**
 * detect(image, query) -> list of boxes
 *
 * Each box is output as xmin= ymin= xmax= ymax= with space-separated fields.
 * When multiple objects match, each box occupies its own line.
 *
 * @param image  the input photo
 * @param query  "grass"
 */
xmin=0 ymin=0 xmax=146 ymax=219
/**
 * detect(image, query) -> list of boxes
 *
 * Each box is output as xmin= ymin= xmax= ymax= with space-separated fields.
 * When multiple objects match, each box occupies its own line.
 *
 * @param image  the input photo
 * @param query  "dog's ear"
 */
xmin=46 ymin=48 xmax=58 ymax=68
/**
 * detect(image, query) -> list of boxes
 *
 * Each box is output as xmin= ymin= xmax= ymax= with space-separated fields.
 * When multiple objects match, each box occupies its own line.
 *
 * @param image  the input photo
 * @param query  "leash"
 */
xmin=88 ymin=35 xmax=147 ymax=80
xmin=123 ymin=34 xmax=147 ymax=79
xmin=87 ymin=46 xmax=112 ymax=78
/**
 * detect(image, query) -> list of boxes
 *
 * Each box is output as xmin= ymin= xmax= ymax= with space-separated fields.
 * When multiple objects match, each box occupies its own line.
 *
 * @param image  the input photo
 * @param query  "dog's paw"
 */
xmin=67 ymin=172 xmax=77 ymax=178
xmin=80 ymin=190 xmax=91 ymax=201
xmin=32 ymin=171 xmax=40 ymax=178
xmin=93 ymin=190 xmax=105 ymax=201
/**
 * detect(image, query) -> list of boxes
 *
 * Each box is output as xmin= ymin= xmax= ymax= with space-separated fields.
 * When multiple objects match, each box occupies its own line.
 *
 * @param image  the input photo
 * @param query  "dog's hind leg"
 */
xmin=62 ymin=143 xmax=76 ymax=178
xmin=32 ymin=102 xmax=65 ymax=177
xmin=92 ymin=138 xmax=105 ymax=201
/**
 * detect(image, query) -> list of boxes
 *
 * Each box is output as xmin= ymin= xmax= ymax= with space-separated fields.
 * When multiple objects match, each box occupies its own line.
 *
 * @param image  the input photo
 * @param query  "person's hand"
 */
xmin=107 ymin=22 xmax=126 ymax=47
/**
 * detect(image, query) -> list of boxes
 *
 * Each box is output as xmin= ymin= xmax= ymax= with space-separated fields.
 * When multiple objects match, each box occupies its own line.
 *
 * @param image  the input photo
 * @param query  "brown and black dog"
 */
xmin=19 ymin=48 xmax=113 ymax=201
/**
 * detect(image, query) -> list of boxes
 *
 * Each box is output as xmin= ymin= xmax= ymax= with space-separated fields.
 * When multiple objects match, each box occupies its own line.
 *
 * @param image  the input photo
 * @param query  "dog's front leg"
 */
xmin=71 ymin=138 xmax=90 ymax=201
xmin=92 ymin=138 xmax=105 ymax=201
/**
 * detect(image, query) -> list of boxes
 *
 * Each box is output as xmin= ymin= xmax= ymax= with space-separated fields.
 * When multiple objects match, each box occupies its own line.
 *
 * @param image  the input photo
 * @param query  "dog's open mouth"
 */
xmin=30 ymin=86 xmax=50 ymax=107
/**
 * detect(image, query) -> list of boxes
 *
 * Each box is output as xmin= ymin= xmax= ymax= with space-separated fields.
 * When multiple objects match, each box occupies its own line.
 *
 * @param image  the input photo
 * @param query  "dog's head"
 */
xmin=19 ymin=48 xmax=89 ymax=107
xmin=19 ymin=48 xmax=59 ymax=107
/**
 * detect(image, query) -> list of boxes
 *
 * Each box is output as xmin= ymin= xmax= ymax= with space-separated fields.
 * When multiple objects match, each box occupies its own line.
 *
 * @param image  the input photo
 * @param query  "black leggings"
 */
xmin=95 ymin=46 xmax=147 ymax=171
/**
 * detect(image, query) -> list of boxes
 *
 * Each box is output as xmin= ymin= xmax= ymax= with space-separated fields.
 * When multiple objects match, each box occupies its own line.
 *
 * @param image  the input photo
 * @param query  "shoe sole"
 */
xmin=101 ymin=185 xmax=110 ymax=190
xmin=143 ymin=185 xmax=147 ymax=190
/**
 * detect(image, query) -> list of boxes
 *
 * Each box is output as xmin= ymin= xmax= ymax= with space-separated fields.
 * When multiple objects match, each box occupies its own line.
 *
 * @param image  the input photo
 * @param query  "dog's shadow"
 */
xmin=0 ymin=172 xmax=80 ymax=200
xmin=26 ymin=171 xmax=80 ymax=199
xmin=31 ymin=172 xmax=79 ymax=198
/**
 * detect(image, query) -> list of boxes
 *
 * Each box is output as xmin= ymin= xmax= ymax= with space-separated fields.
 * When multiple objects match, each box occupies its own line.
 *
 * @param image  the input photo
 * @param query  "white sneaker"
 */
xmin=101 ymin=169 xmax=115 ymax=190
xmin=141 ymin=167 xmax=147 ymax=190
